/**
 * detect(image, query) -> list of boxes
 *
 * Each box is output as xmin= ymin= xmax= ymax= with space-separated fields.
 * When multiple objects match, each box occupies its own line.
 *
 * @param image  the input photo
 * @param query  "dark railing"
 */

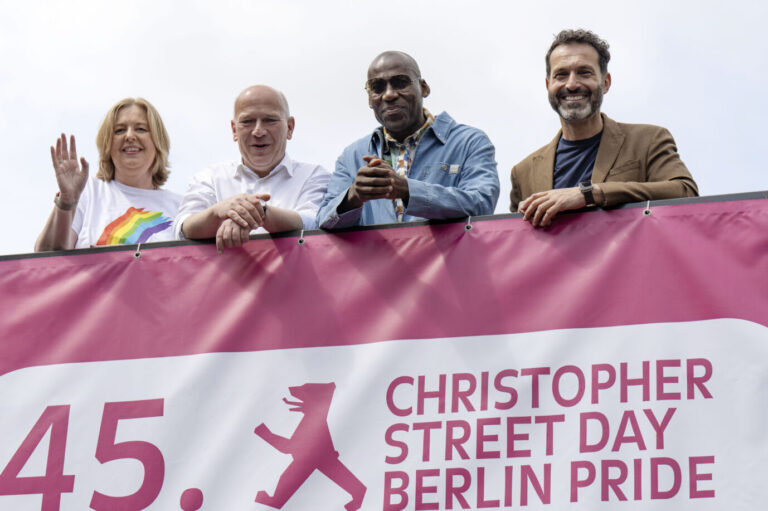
xmin=3 ymin=190 xmax=766 ymax=262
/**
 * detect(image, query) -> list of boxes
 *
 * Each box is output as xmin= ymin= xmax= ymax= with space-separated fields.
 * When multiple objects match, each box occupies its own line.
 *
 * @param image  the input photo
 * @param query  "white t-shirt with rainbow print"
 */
xmin=72 ymin=178 xmax=181 ymax=249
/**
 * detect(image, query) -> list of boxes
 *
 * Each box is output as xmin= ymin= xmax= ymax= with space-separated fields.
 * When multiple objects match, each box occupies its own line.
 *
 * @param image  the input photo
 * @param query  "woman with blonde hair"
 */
xmin=36 ymin=98 xmax=180 ymax=251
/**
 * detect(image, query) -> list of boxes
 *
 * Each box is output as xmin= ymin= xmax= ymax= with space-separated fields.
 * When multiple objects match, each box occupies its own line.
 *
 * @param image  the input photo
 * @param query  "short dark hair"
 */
xmin=545 ymin=29 xmax=611 ymax=77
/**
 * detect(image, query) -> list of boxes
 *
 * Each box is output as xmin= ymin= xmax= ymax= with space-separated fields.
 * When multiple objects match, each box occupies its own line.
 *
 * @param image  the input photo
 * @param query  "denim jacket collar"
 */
xmin=368 ymin=111 xmax=453 ymax=156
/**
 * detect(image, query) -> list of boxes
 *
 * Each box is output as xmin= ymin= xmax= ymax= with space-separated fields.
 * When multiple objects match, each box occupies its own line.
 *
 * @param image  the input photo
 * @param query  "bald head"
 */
xmin=234 ymin=85 xmax=290 ymax=119
xmin=368 ymin=51 xmax=421 ymax=80
xmin=365 ymin=50 xmax=430 ymax=141
xmin=230 ymin=84 xmax=295 ymax=177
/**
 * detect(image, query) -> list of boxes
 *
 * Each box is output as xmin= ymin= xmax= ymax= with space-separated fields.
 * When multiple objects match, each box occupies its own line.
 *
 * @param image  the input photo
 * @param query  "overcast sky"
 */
xmin=1 ymin=0 xmax=766 ymax=256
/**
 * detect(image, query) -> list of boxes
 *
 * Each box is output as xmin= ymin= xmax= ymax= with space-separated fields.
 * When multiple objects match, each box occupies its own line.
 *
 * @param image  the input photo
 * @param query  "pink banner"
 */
xmin=0 ymin=198 xmax=766 ymax=510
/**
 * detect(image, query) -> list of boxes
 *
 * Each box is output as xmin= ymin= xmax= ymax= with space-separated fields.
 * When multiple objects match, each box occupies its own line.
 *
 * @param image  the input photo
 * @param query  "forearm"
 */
xmin=406 ymin=177 xmax=498 ymax=218
xmin=35 ymin=206 xmax=77 ymax=252
xmin=592 ymin=184 xmax=606 ymax=206
xmin=262 ymin=206 xmax=303 ymax=233
xmin=180 ymin=208 xmax=221 ymax=240
xmin=599 ymin=179 xmax=696 ymax=207
xmin=318 ymin=191 xmax=363 ymax=230
xmin=318 ymin=154 xmax=360 ymax=228
xmin=337 ymin=188 xmax=363 ymax=214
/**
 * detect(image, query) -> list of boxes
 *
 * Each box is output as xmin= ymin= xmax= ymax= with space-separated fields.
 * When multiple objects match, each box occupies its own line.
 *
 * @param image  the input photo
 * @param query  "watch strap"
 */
xmin=579 ymin=180 xmax=596 ymax=207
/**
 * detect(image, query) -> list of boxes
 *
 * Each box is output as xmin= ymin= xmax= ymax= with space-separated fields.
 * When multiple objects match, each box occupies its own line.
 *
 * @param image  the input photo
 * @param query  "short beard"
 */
xmin=549 ymin=86 xmax=603 ymax=121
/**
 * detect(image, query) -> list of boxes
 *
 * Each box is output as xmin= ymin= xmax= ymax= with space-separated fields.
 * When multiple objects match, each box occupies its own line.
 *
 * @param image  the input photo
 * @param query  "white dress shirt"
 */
xmin=174 ymin=154 xmax=330 ymax=239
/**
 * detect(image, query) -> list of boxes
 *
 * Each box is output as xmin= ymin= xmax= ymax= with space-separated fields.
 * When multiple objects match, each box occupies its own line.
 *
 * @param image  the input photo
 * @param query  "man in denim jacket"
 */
xmin=317 ymin=51 xmax=499 ymax=229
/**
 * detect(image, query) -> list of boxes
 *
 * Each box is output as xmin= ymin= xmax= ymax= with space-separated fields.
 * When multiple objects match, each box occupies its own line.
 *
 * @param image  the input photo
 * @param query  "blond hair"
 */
xmin=95 ymin=97 xmax=170 ymax=188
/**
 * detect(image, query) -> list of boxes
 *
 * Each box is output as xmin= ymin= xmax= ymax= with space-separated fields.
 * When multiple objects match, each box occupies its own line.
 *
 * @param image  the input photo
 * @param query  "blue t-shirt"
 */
xmin=553 ymin=131 xmax=603 ymax=189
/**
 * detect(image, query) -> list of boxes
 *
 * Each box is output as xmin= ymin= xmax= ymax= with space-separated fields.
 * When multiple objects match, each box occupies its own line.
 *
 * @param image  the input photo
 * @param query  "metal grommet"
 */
xmin=297 ymin=230 xmax=305 ymax=246
xmin=134 ymin=243 xmax=142 ymax=259
xmin=465 ymin=216 xmax=473 ymax=231
xmin=643 ymin=200 xmax=652 ymax=216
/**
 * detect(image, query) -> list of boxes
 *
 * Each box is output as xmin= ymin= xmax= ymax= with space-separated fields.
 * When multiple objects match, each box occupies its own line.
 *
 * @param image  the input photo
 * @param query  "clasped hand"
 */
xmin=212 ymin=193 xmax=269 ymax=253
xmin=346 ymin=155 xmax=409 ymax=208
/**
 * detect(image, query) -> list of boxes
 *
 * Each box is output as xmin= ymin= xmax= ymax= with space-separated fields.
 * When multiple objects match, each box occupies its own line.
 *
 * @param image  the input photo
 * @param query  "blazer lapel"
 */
xmin=532 ymin=132 xmax=560 ymax=191
xmin=592 ymin=114 xmax=624 ymax=183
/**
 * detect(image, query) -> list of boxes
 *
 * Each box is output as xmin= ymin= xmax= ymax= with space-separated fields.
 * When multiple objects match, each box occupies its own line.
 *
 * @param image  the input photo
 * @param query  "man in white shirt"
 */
xmin=175 ymin=85 xmax=330 ymax=252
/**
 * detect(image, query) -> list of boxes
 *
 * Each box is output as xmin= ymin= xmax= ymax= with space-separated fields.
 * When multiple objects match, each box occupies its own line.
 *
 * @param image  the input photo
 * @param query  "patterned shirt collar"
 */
xmin=382 ymin=109 xmax=435 ymax=151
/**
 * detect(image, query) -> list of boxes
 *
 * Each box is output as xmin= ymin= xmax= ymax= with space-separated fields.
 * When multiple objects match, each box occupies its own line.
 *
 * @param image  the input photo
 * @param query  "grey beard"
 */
xmin=549 ymin=87 xmax=603 ymax=121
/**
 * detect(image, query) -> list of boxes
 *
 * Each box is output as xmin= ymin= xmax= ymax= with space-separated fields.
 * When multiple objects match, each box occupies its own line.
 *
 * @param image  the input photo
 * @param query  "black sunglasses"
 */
xmin=365 ymin=75 xmax=414 ymax=95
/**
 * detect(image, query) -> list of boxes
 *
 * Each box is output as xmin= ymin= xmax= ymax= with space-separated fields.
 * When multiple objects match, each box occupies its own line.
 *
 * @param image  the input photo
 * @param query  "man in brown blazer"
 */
xmin=511 ymin=29 xmax=698 ymax=227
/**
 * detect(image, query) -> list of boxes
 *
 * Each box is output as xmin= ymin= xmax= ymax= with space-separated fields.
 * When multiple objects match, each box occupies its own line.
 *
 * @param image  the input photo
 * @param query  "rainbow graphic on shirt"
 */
xmin=96 ymin=207 xmax=173 ymax=245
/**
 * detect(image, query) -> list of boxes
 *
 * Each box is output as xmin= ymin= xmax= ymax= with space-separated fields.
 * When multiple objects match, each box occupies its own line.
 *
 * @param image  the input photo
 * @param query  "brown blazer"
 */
xmin=510 ymin=114 xmax=698 ymax=211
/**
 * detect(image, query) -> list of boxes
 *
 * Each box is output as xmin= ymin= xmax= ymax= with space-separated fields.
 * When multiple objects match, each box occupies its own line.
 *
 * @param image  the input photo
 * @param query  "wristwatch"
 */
xmin=578 ymin=180 xmax=596 ymax=207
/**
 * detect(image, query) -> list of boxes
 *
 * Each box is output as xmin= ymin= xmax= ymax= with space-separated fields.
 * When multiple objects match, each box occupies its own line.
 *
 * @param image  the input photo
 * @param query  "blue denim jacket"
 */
xmin=317 ymin=111 xmax=499 ymax=229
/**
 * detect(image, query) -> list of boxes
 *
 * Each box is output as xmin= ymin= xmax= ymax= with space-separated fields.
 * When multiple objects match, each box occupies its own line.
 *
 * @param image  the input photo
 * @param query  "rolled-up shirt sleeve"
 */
xmin=173 ymin=171 xmax=218 ymax=240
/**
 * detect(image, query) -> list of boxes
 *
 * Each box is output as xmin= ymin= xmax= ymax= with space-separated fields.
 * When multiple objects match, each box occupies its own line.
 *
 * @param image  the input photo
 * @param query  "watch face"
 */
xmin=579 ymin=180 xmax=592 ymax=192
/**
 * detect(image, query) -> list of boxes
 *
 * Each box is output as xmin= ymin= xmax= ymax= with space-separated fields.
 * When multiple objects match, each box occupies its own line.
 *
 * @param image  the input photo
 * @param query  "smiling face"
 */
xmin=546 ymin=43 xmax=611 ymax=123
xmin=231 ymin=86 xmax=294 ymax=177
xmin=367 ymin=52 xmax=430 ymax=142
xmin=109 ymin=104 xmax=157 ymax=189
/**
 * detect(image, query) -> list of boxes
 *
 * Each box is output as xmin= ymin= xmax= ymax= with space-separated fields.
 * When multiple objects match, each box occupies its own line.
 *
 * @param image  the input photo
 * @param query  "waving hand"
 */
xmin=50 ymin=133 xmax=89 ymax=207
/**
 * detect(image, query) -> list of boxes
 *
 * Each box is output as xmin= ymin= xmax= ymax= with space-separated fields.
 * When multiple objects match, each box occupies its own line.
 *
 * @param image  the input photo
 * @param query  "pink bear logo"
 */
xmin=254 ymin=382 xmax=366 ymax=510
